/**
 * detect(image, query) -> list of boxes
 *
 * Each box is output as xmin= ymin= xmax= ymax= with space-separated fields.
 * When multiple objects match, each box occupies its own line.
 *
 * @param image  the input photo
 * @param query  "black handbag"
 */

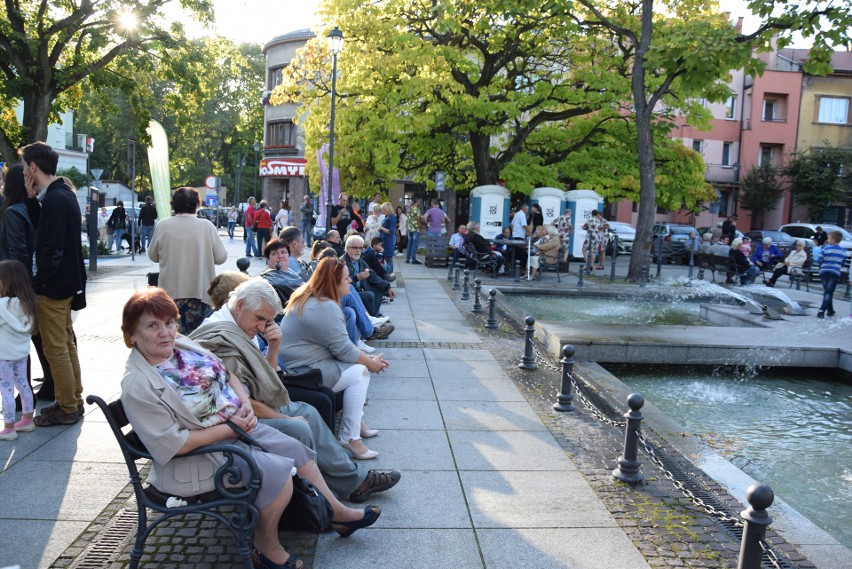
xmin=277 ymin=369 xmax=323 ymax=391
xmin=279 ymin=474 xmax=334 ymax=532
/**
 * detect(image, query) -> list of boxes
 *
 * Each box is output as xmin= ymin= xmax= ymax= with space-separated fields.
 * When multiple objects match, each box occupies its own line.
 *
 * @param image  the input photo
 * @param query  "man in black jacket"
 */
xmin=20 ymin=142 xmax=86 ymax=426
xmin=341 ymin=234 xmax=394 ymax=317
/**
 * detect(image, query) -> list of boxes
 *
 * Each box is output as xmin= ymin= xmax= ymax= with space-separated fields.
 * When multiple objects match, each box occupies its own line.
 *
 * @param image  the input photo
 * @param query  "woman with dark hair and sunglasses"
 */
xmin=0 ymin=165 xmax=36 ymax=268
xmin=280 ymin=257 xmax=389 ymax=460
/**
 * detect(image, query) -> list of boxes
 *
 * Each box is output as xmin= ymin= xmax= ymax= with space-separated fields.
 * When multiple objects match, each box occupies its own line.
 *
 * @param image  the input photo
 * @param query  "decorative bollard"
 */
xmin=585 ymin=230 xmax=594 ymax=274
xmin=518 ymin=315 xmax=538 ymax=370
xmin=577 ymin=254 xmax=585 ymax=287
xmin=485 ymin=289 xmax=498 ymax=329
xmin=461 ymin=269 xmax=471 ymax=300
xmin=447 ymin=258 xmax=455 ymax=281
xmin=612 ymin=393 xmax=645 ymax=484
xmin=236 ymin=257 xmax=251 ymax=274
xmin=737 ymin=484 xmax=774 ymax=569
xmin=640 ymin=265 xmax=648 ymax=288
xmin=513 ymin=259 xmax=521 ymax=283
xmin=655 ymin=235 xmax=663 ymax=278
xmin=453 ymin=264 xmax=461 ymax=290
xmin=610 ymin=234 xmax=618 ymax=281
xmin=553 ymin=345 xmax=576 ymax=412
xmin=843 ymin=279 xmax=851 ymax=301
xmin=472 ymin=278 xmax=483 ymax=312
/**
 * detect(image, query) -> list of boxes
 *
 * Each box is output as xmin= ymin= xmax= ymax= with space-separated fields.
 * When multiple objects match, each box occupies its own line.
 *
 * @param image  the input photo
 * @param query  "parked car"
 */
xmin=744 ymin=230 xmax=813 ymax=258
xmin=197 ymin=207 xmax=227 ymax=226
xmin=606 ymin=222 xmax=635 ymax=255
xmin=779 ymin=223 xmax=852 ymax=266
xmin=651 ymin=223 xmax=699 ymax=263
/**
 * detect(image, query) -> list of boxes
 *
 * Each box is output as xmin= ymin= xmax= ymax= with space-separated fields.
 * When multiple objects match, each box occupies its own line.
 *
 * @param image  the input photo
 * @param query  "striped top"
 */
xmin=819 ymin=244 xmax=846 ymax=277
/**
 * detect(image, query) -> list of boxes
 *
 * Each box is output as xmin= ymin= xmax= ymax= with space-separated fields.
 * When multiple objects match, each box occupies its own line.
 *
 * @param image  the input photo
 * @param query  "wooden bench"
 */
xmin=87 ymin=395 xmax=260 ymax=569
xmin=424 ymin=235 xmax=451 ymax=267
xmin=696 ymin=253 xmax=733 ymax=282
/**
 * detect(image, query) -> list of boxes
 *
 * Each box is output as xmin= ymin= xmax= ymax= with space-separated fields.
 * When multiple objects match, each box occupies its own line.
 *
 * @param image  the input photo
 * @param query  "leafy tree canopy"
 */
xmin=738 ymin=162 xmax=784 ymax=227
xmin=0 ymin=0 xmax=215 ymax=164
xmin=783 ymin=143 xmax=852 ymax=222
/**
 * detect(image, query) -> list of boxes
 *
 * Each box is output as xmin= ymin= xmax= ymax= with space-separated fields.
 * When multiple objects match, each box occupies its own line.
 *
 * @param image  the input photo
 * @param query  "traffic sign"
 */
xmin=205 ymin=175 xmax=217 ymax=189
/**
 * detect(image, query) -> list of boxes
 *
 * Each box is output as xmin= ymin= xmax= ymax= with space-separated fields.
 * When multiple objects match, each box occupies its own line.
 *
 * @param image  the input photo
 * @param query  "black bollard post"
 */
xmin=843 ymin=279 xmax=851 ymax=301
xmin=518 ymin=315 xmax=538 ymax=370
xmin=453 ymin=264 xmax=461 ymax=290
xmin=688 ymin=246 xmax=695 ymax=280
xmin=577 ymin=258 xmax=585 ymax=287
xmin=485 ymin=289 xmax=498 ymax=329
xmin=610 ymin=234 xmax=618 ymax=281
xmin=640 ymin=265 xmax=647 ymax=288
xmin=447 ymin=258 xmax=454 ymax=281
xmin=585 ymin=230 xmax=593 ymax=274
xmin=612 ymin=393 xmax=645 ymax=484
xmin=461 ymin=269 xmax=471 ymax=300
xmin=513 ymin=259 xmax=521 ymax=284
xmin=655 ymin=235 xmax=663 ymax=278
xmin=737 ymin=484 xmax=775 ymax=569
xmin=553 ymin=345 xmax=576 ymax=412
xmin=472 ymin=278 xmax=483 ymax=312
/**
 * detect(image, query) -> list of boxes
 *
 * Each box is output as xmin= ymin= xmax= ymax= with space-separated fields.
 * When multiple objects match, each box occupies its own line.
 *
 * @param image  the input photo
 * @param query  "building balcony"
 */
xmin=705 ymin=163 xmax=739 ymax=184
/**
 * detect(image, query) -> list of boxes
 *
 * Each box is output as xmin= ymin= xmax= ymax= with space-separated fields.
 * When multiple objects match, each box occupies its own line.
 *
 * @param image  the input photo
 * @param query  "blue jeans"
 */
xmin=406 ymin=231 xmax=420 ymax=262
xmin=244 ymin=227 xmax=259 ymax=256
xmin=227 ymin=221 xmax=236 ymax=239
xmin=819 ymin=272 xmax=840 ymax=313
xmin=114 ymin=229 xmax=126 ymax=253
xmin=300 ymin=220 xmax=313 ymax=246
xmin=342 ymin=306 xmax=359 ymax=345
xmin=342 ymin=287 xmax=374 ymax=338
xmin=139 ymin=225 xmax=154 ymax=251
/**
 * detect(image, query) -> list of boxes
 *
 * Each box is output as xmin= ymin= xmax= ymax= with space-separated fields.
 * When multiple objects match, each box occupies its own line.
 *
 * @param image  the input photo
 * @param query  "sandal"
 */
xmin=349 ymin=470 xmax=401 ymax=503
xmin=251 ymin=547 xmax=302 ymax=569
xmin=333 ymin=505 xmax=381 ymax=538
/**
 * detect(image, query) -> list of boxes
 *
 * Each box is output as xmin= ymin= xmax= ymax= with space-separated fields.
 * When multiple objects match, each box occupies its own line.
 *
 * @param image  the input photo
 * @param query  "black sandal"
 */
xmin=348 ymin=470 xmax=401 ymax=503
xmin=333 ymin=505 xmax=381 ymax=538
xmin=251 ymin=547 xmax=302 ymax=569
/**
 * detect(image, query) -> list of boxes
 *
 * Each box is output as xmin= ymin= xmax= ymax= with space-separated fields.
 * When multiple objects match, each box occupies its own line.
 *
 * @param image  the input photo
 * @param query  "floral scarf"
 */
xmin=155 ymin=348 xmax=240 ymax=426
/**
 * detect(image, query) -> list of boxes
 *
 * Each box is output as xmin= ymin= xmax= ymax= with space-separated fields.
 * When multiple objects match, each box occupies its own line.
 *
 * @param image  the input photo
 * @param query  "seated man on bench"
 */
xmin=765 ymin=240 xmax=808 ymax=287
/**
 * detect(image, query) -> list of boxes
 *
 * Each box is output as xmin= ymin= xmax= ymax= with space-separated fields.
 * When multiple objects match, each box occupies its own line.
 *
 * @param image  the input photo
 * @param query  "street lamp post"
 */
xmin=326 ymin=26 xmax=344 ymax=232
xmin=253 ymin=141 xmax=260 ymax=201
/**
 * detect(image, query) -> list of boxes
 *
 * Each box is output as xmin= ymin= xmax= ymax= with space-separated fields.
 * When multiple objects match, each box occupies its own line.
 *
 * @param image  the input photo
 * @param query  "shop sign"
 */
xmin=260 ymin=158 xmax=306 ymax=177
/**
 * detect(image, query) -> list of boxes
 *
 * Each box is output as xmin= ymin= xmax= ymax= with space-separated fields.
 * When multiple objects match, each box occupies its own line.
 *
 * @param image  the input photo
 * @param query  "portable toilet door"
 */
xmin=470 ymin=185 xmax=510 ymax=240
xmin=564 ymin=189 xmax=604 ymax=259
xmin=530 ymin=187 xmax=566 ymax=226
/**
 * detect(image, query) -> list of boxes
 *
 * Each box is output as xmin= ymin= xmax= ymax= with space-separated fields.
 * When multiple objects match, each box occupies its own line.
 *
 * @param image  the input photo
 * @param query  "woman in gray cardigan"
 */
xmin=279 ymin=257 xmax=389 ymax=460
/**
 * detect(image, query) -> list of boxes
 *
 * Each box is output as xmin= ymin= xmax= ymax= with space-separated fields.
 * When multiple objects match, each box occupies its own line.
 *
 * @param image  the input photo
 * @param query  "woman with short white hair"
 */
xmin=529 ymin=225 xmax=561 ymax=280
xmin=765 ymin=240 xmax=808 ymax=287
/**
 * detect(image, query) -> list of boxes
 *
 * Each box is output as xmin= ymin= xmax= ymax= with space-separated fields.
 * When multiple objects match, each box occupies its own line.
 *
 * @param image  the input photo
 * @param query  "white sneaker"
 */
xmin=358 ymin=340 xmax=376 ymax=353
xmin=370 ymin=315 xmax=390 ymax=326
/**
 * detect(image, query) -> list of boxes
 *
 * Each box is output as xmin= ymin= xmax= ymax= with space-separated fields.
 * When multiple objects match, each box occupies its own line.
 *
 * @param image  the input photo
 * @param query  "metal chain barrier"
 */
xmin=529 ymin=338 xmax=796 ymax=569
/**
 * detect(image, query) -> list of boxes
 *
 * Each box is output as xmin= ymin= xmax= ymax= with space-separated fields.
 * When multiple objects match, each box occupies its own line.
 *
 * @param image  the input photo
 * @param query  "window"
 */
xmin=267 ymin=121 xmax=296 ymax=148
xmin=692 ymin=140 xmax=703 ymax=153
xmin=725 ymin=95 xmax=736 ymax=119
xmin=763 ymin=99 xmax=776 ymax=121
xmin=759 ymin=145 xmax=773 ymax=166
xmin=817 ymin=97 xmax=849 ymax=124
xmin=268 ymin=66 xmax=284 ymax=90
xmin=722 ymin=142 xmax=732 ymax=166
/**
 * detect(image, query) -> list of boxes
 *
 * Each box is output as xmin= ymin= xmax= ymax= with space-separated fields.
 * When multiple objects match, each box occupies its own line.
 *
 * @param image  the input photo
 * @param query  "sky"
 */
xmin=196 ymin=0 xmax=809 ymax=48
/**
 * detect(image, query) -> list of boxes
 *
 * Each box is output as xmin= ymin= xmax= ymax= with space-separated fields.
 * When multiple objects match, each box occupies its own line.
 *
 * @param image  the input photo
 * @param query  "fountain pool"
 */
xmin=506 ymin=293 xmax=717 ymax=326
xmin=605 ymin=363 xmax=852 ymax=549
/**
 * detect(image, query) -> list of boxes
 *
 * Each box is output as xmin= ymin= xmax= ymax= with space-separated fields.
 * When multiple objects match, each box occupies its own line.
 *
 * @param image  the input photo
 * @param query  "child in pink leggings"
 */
xmin=0 ymin=260 xmax=37 ymax=440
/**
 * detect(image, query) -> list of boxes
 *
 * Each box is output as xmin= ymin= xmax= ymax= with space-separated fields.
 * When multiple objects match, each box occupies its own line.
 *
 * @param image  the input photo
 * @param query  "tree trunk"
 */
xmin=470 ymin=132 xmax=497 ymax=185
xmin=626 ymin=0 xmax=656 ymax=283
xmin=21 ymin=91 xmax=54 ymax=145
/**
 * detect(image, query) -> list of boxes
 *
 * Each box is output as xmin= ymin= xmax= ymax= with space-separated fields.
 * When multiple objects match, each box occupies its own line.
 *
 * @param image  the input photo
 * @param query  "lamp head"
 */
xmin=327 ymin=26 xmax=344 ymax=54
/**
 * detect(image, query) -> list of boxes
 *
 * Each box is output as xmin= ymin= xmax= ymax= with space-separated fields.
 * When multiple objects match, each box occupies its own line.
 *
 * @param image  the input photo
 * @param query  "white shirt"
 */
xmin=511 ymin=210 xmax=528 ymax=238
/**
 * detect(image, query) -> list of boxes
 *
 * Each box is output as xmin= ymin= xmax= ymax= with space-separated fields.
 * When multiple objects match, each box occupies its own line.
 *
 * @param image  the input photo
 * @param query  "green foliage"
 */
xmin=783 ymin=144 xmax=852 ymax=222
xmin=738 ymin=163 xmax=784 ymax=227
xmin=0 ymin=0 xmax=215 ymax=164
xmin=56 ymin=167 xmax=89 ymax=189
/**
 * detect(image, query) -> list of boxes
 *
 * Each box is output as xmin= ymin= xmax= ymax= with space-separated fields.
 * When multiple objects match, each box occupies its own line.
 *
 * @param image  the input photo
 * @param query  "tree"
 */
xmin=56 ymin=166 xmax=88 ymax=189
xmin=574 ymin=0 xmax=851 ymax=281
xmin=0 ymin=0 xmax=214 ymax=164
xmin=738 ymin=163 xmax=784 ymax=228
xmin=783 ymin=144 xmax=852 ymax=222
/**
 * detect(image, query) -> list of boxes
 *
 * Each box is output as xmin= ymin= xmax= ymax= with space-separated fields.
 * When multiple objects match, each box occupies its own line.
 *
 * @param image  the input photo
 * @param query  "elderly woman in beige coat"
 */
xmin=529 ymin=225 xmax=561 ymax=280
xmin=148 ymin=187 xmax=228 ymax=333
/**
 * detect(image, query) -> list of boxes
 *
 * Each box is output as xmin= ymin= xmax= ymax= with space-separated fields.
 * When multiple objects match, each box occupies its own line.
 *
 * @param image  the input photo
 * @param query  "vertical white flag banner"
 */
xmin=146 ymin=120 xmax=172 ymax=220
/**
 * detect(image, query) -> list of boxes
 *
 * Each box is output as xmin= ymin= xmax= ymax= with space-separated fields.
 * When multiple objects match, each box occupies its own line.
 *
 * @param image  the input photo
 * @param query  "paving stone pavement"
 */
xmin=1 ymin=234 xmax=846 ymax=569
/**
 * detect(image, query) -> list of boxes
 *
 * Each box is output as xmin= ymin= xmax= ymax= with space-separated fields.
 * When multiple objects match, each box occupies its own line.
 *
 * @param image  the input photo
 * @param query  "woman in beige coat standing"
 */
xmin=148 ymin=187 xmax=227 ymax=333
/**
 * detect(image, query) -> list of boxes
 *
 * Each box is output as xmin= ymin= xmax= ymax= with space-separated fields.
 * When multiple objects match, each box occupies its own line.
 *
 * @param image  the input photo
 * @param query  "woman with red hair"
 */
xmin=279 ymin=257 xmax=389 ymax=460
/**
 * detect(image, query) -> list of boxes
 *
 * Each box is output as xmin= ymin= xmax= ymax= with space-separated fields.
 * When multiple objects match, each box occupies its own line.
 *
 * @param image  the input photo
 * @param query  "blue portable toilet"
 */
xmin=564 ymin=189 xmax=604 ymax=259
xmin=530 ymin=187 xmax=566 ymax=226
xmin=470 ymin=185 xmax=510 ymax=240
